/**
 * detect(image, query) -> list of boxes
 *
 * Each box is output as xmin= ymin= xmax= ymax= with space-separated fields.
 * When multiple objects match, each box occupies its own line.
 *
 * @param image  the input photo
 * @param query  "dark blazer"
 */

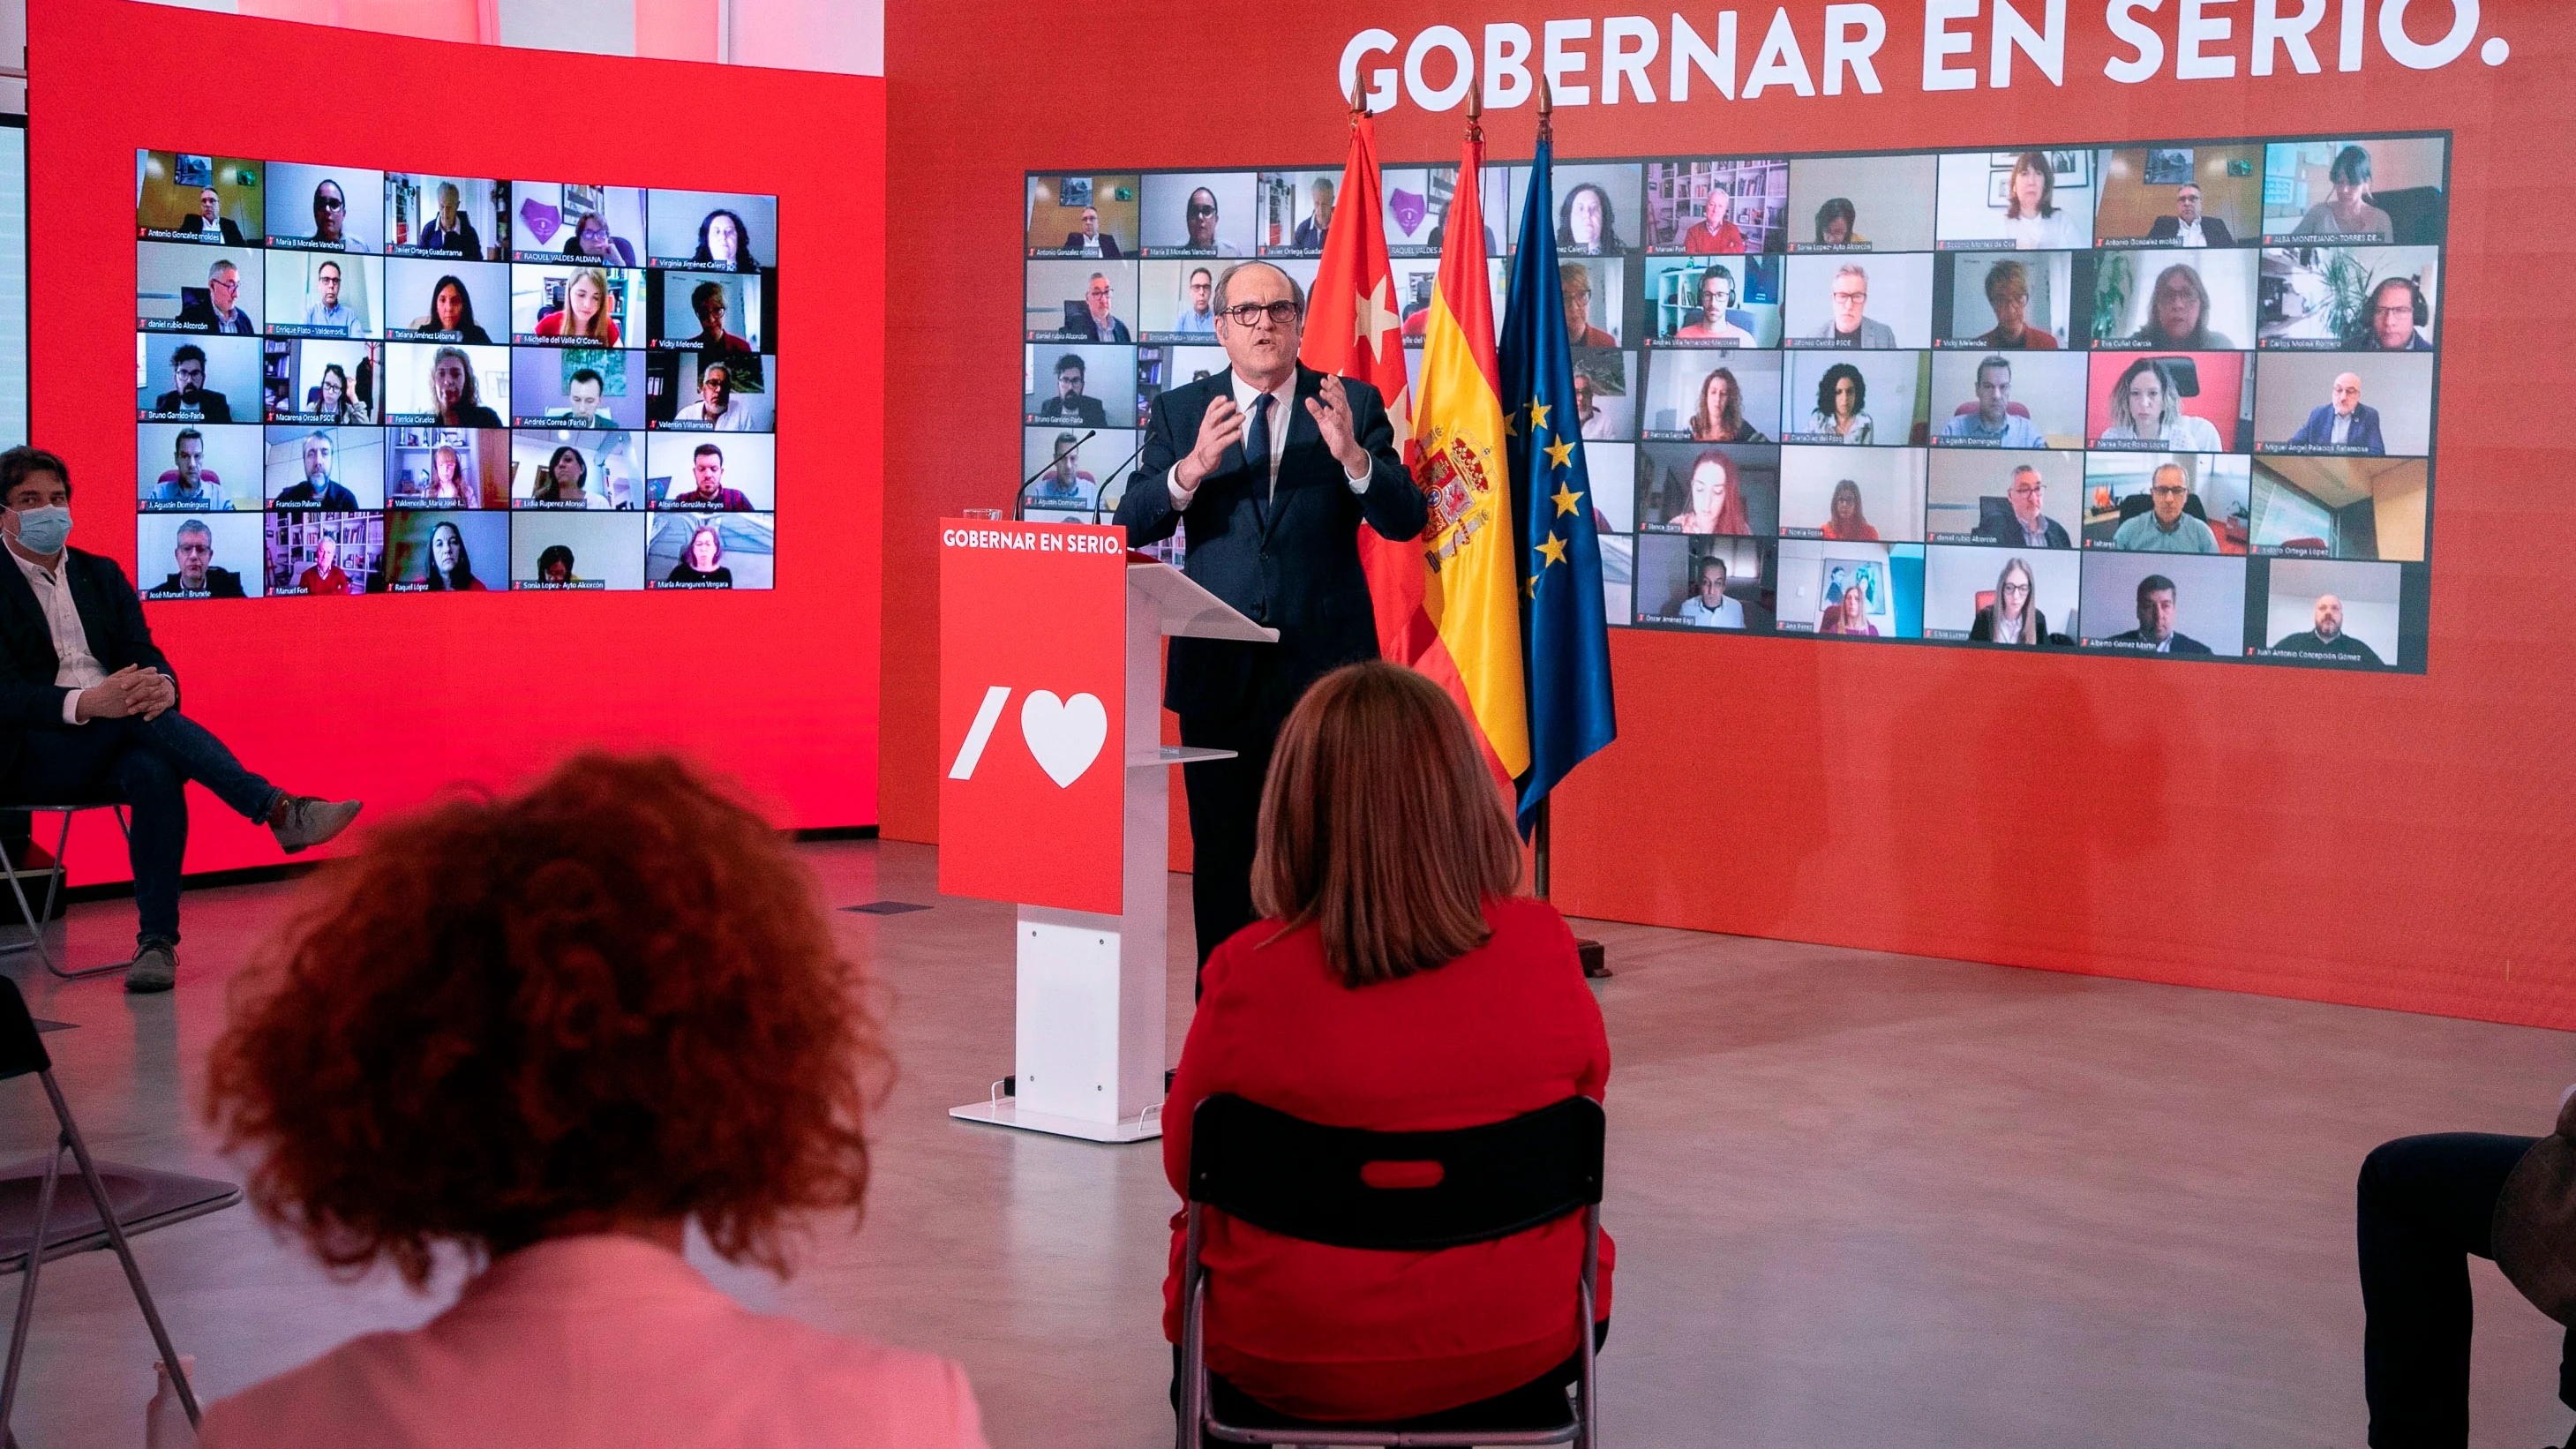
xmin=1972 ymin=514 xmax=2071 ymax=549
xmin=1062 ymin=232 xmax=1123 ymax=259
xmin=148 ymin=567 xmax=246 ymax=599
xmin=0 ymin=549 xmax=178 ymax=775
xmin=1036 ymin=394 xmax=1108 ymax=428
xmin=2146 ymin=215 xmax=2236 ymax=246
xmin=174 ymin=302 xmax=256 ymax=334
xmin=177 ymin=215 xmax=247 ymax=245
xmin=2107 ymin=627 xmax=2211 ymax=654
xmin=1070 ymin=313 xmax=1132 ymax=343
xmin=151 ymin=389 xmax=232 ymax=423
xmin=1114 ymin=366 xmax=1426 ymax=720
xmin=2287 ymin=402 xmax=2385 ymax=454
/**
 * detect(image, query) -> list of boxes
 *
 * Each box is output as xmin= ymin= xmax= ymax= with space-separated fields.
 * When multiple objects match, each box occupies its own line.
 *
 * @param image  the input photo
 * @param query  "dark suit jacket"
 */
xmin=2287 ymin=402 xmax=2385 ymax=453
xmin=1113 ymin=366 xmax=1426 ymax=721
xmin=0 ymin=549 xmax=179 ymax=775
xmin=148 ymin=567 xmax=245 ymax=599
xmin=2106 ymin=627 xmax=2212 ymax=654
xmin=1062 ymin=232 xmax=1123 ymax=259
xmin=1037 ymin=394 xmax=1108 ymax=428
xmin=1070 ymin=313 xmax=1132 ymax=343
xmin=151 ymin=389 xmax=232 ymax=423
xmin=2145 ymin=215 xmax=2236 ymax=246
xmin=174 ymin=302 xmax=256 ymax=334
xmin=1972 ymin=515 xmax=2071 ymax=549
xmin=177 ymin=216 xmax=247 ymax=245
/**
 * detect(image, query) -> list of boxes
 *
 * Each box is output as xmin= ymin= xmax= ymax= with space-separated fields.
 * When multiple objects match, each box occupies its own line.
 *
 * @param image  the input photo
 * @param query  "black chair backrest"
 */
xmin=1189 ymin=1094 xmax=1603 ymax=1252
xmin=0 ymin=976 xmax=51 ymax=1082
xmin=2116 ymin=492 xmax=2210 ymax=523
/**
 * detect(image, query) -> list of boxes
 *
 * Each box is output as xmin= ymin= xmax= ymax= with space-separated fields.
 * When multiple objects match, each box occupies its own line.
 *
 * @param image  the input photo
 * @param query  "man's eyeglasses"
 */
xmin=2149 ymin=484 xmax=2190 ymax=498
xmin=1221 ymin=301 xmax=1301 ymax=327
xmin=1187 ymin=202 xmax=1218 ymax=218
xmin=316 ymin=196 xmax=346 ymax=211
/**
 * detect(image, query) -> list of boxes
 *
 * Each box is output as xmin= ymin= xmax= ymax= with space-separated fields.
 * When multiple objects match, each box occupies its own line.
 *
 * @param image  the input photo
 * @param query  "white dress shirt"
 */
xmin=11 ymin=549 xmax=104 ymax=724
xmin=2173 ymin=219 xmax=2208 ymax=248
xmin=1167 ymin=372 xmax=1372 ymax=507
xmin=2330 ymin=410 xmax=2354 ymax=447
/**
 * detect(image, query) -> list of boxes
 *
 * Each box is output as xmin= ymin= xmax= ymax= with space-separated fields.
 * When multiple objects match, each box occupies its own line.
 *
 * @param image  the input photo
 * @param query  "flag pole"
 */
xmin=1521 ymin=78 xmax=1606 ymax=978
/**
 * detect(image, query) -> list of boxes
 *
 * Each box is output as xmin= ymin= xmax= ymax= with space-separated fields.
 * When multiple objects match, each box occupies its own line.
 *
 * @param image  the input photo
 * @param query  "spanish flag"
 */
xmin=1409 ymin=131 xmax=1529 ymax=777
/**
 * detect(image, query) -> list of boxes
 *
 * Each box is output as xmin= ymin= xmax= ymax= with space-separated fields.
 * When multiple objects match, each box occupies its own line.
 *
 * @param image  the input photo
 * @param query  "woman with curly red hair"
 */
xmin=195 ymin=752 xmax=988 ymax=1449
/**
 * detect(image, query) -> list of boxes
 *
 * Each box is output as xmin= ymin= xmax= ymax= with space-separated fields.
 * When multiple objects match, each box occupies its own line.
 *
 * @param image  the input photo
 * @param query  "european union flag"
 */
xmin=1498 ymin=134 xmax=1617 ymax=835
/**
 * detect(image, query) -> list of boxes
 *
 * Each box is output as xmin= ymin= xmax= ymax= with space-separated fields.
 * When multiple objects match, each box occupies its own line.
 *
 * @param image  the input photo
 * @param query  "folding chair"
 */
xmin=1177 ymin=1093 xmax=1605 ymax=1448
xmin=0 ymin=805 xmax=131 ymax=980
xmin=0 ymin=975 xmax=238 ymax=1442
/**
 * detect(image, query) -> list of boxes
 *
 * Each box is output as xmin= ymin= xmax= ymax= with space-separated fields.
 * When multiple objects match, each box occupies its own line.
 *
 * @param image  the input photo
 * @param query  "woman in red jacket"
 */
xmin=1162 ymin=660 xmax=1612 ymax=1430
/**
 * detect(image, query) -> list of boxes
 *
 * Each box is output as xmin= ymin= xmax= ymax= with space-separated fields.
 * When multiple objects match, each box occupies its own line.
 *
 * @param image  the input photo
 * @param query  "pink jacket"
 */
xmin=199 ymin=1235 xmax=988 ymax=1449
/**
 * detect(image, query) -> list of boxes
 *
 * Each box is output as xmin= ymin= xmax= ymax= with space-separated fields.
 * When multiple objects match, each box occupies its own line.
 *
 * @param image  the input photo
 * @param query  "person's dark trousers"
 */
xmin=1176 ymin=708 xmax=1280 ymax=995
xmin=0 ymin=711 xmax=280 ymax=950
xmin=2360 ymin=1131 xmax=2576 ymax=1447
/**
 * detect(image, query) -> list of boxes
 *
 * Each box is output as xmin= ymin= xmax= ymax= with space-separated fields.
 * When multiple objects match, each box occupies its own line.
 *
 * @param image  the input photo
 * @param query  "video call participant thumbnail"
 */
xmin=2279 ymin=144 xmax=2397 ymax=243
xmin=657 ymin=274 xmax=764 ymax=354
xmin=644 ymin=190 xmax=775 ymax=272
xmin=1975 ymin=464 xmax=2070 ymax=548
xmin=520 ymin=267 xmax=631 ymax=345
xmin=136 ymin=152 xmax=260 ymax=241
xmin=661 ymin=442 xmax=755 ymax=511
xmin=2091 ymin=355 xmax=2232 ymax=452
xmin=2270 ymin=590 xmax=2384 ymax=664
xmin=1668 ymin=265 xmax=1757 ymax=345
xmin=1933 ymin=151 xmax=2089 ymax=252
xmin=2352 ymin=277 xmax=2434 ymax=351
xmin=2282 ymin=372 xmax=2385 ymax=454
xmin=1028 ymin=173 xmax=1140 ymax=257
xmin=1140 ymin=173 xmax=1254 ymax=256
xmin=2105 ymin=573 xmax=2211 ymax=653
xmin=2090 ymin=145 xmax=2262 ymax=249
xmin=1787 ymin=153 xmax=1938 ymax=252
xmin=1679 ymin=554 xmax=1742 ymax=627
xmin=512 ymin=182 xmax=648 ymax=266
xmin=2097 ymin=257 xmax=2249 ymax=349
xmin=381 ymin=343 xmax=509 ymax=428
xmin=2109 ymin=462 xmax=2220 ymax=553
xmin=269 ymin=430 xmax=364 ymax=511
xmin=666 ymin=358 xmax=765 ymax=432
xmin=140 ymin=424 xmax=258 ymax=512
xmin=647 ymin=513 xmax=774 ymax=590
xmin=384 ymin=511 xmax=507 ymax=592
xmin=1028 ymin=432 xmax=1097 ymax=508
xmin=263 ymin=514 xmax=383 ymax=596
xmin=1935 ymin=356 xmax=2044 ymax=447
xmin=387 ymin=260 xmax=504 ymax=344
xmin=141 ymin=340 xmax=249 ymax=423
xmin=145 ymin=250 xmax=259 ymax=334
xmin=387 ymin=176 xmax=504 ymax=260
xmin=509 ymin=513 xmax=647 ymax=590
xmin=514 ymin=353 xmax=640 ymax=430
xmin=1570 ymin=355 xmax=1633 ymax=440
xmin=2148 ymin=184 xmax=2234 ymax=247
xmin=513 ymin=434 xmax=629 ymax=511
xmin=1965 ymin=555 xmax=2061 ymax=646
xmin=275 ymin=256 xmax=376 ymax=338
xmin=1953 ymin=259 xmax=2061 ymax=350
xmin=265 ymin=164 xmax=385 ymax=252
xmin=141 ymin=517 xmax=250 ymax=598
xmin=267 ymin=339 xmax=380 ymax=425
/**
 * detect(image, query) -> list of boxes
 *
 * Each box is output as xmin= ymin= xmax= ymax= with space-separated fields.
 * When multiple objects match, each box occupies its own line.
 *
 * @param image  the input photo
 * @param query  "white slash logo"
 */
xmin=948 ymin=687 xmax=1108 ymax=788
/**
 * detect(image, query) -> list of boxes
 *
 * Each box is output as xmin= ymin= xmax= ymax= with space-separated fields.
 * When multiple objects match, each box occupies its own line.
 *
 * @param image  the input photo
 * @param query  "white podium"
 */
xmin=946 ymin=550 xmax=1273 ymax=1144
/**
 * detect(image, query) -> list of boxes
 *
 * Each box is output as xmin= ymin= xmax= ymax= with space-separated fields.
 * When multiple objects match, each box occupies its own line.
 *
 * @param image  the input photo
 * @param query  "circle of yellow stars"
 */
xmin=1506 ymin=398 xmax=1584 ymax=599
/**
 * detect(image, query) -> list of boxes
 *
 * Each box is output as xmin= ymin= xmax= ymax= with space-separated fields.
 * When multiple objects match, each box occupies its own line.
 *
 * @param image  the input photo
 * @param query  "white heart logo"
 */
xmin=1019 ymin=691 xmax=1108 ymax=788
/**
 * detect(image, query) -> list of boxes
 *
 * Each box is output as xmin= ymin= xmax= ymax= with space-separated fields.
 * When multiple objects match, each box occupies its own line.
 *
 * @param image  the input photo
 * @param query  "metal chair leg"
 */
xmin=12 ymin=809 xmax=132 ymax=982
xmin=0 ymin=1139 xmax=64 ymax=1439
xmin=40 ymin=1071 xmax=198 ymax=1425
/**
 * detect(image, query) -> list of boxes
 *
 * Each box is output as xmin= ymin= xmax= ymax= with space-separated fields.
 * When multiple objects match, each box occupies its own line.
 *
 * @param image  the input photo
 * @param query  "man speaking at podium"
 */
xmin=1113 ymin=261 xmax=1425 ymax=983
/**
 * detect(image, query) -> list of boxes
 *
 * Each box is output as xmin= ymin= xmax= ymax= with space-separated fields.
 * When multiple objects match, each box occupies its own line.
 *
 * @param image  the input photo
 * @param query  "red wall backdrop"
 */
xmin=890 ymin=1 xmax=2576 ymax=1028
xmin=34 ymin=0 xmax=884 ymax=878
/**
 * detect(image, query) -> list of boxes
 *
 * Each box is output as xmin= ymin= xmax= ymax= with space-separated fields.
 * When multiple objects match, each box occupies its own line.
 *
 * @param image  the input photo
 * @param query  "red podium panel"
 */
xmin=938 ymin=519 xmax=1130 ymax=914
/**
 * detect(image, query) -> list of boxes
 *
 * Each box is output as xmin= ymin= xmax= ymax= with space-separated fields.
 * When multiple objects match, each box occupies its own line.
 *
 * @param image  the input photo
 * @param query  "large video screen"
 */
xmin=135 ymin=152 xmax=779 ymax=595
xmin=1022 ymin=135 xmax=2445 ymax=671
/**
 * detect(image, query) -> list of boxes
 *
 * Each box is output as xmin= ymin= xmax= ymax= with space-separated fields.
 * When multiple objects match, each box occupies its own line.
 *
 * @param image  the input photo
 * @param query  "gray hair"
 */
xmin=175 ymin=519 xmax=214 ymax=542
xmin=1213 ymin=261 xmax=1306 ymax=316
xmin=208 ymin=259 xmax=239 ymax=281
xmin=1835 ymin=263 xmax=1869 ymax=286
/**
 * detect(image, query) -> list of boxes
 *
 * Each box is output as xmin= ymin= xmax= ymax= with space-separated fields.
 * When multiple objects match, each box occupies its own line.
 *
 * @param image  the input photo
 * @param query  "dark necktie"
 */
xmin=1243 ymin=392 xmax=1273 ymax=495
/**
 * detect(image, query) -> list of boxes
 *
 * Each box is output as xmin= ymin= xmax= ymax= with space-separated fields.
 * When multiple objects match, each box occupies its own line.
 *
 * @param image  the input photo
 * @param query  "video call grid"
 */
xmin=132 ymin=152 xmax=781 ymax=596
xmin=1020 ymin=131 xmax=2448 ymax=672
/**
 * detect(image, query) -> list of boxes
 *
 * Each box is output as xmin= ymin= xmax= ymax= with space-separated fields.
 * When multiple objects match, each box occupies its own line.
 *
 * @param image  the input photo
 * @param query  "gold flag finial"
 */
xmin=1537 ymin=77 xmax=1555 ymax=138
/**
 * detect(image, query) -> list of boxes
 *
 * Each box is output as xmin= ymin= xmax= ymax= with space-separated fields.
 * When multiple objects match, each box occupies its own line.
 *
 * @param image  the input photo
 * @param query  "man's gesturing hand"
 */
xmin=1173 ymin=395 xmax=1245 ymax=497
xmin=1306 ymin=375 xmax=1371 ymax=477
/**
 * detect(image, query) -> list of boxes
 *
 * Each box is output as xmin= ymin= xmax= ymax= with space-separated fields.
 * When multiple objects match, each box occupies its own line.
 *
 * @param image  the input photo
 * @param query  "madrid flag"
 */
xmin=1297 ymin=115 xmax=1423 ymax=663
xmin=1406 ymin=135 xmax=1529 ymax=777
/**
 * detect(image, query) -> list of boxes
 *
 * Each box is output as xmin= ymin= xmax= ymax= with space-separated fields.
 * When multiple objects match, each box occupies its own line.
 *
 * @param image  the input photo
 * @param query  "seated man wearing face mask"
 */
xmin=0 ymin=447 xmax=362 ymax=994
